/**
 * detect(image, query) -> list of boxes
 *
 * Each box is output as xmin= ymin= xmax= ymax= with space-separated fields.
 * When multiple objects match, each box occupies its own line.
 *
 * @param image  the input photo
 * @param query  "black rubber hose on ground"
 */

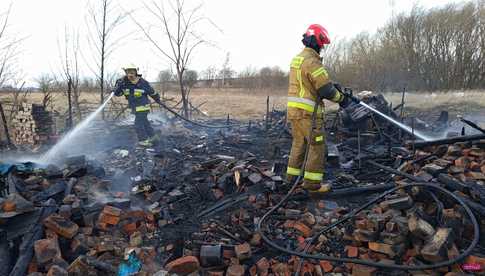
xmin=156 ymin=101 xmax=248 ymax=129
xmin=256 ymin=181 xmax=479 ymax=271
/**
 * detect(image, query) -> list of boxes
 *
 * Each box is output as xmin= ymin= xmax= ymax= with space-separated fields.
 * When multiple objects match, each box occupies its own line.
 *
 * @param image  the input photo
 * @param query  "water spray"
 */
xmin=39 ymin=92 xmax=115 ymax=164
xmin=339 ymin=87 xmax=433 ymax=141
xmin=358 ymin=102 xmax=432 ymax=141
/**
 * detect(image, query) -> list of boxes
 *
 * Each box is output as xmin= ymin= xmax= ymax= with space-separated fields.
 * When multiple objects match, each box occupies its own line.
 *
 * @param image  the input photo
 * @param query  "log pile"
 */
xmin=12 ymin=103 xmax=53 ymax=146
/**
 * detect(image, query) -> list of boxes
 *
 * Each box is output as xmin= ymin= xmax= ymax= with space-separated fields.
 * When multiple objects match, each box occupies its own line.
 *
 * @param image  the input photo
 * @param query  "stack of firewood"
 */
xmin=12 ymin=103 xmax=53 ymax=146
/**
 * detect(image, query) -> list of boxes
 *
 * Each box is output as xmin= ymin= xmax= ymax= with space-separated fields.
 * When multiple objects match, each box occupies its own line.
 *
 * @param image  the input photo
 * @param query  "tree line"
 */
xmin=323 ymin=1 xmax=485 ymax=92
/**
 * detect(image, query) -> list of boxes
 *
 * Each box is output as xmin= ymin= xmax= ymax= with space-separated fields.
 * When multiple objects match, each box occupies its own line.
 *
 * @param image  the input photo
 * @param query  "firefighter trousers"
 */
xmin=134 ymin=111 xmax=154 ymax=141
xmin=287 ymin=117 xmax=326 ymax=190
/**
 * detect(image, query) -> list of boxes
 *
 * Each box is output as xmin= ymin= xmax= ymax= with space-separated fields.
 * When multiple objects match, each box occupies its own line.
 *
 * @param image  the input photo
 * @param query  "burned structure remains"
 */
xmin=0 ymin=92 xmax=485 ymax=275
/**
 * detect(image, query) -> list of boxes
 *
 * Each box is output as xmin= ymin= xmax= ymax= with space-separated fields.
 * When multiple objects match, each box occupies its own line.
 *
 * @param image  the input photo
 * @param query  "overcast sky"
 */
xmin=2 ymin=0 xmax=468 ymax=85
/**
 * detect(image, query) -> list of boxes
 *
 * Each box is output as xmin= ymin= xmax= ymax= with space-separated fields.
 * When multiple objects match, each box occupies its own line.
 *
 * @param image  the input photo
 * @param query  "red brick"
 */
xmin=122 ymin=222 xmax=137 ymax=235
xmin=235 ymin=242 xmax=251 ymax=260
xmin=166 ymin=256 xmax=200 ymax=274
xmin=102 ymin=205 xmax=122 ymax=217
xmin=301 ymin=262 xmax=315 ymax=274
xmin=34 ymin=238 xmax=61 ymax=264
xmin=43 ymin=214 xmax=79 ymax=239
xmin=319 ymin=260 xmax=333 ymax=272
xmin=46 ymin=265 xmax=68 ymax=276
xmin=454 ymin=157 xmax=469 ymax=168
xmin=28 ymin=259 xmax=38 ymax=274
xmin=345 ymin=246 xmax=359 ymax=258
xmin=126 ymin=210 xmax=145 ymax=220
xmin=2 ymin=200 xmax=16 ymax=212
xmin=223 ymin=249 xmax=235 ymax=259
xmin=284 ymin=220 xmax=312 ymax=237
xmin=98 ymin=213 xmax=120 ymax=225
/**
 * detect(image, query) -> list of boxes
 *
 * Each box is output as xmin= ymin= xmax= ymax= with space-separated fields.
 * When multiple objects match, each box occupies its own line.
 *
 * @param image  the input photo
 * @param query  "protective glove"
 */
xmin=339 ymin=94 xmax=352 ymax=108
xmin=153 ymin=95 xmax=162 ymax=105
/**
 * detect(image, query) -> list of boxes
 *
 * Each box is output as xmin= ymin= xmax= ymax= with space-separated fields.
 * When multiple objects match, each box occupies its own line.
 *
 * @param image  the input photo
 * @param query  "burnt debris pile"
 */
xmin=1 ymin=94 xmax=485 ymax=275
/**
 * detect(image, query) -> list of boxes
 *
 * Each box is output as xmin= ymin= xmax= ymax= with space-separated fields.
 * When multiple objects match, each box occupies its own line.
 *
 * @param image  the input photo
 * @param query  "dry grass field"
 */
xmin=1 ymin=89 xmax=484 ymax=122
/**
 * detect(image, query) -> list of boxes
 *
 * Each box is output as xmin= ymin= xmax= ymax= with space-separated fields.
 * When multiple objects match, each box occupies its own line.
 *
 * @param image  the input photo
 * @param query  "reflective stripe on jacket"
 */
xmin=113 ymin=77 xmax=159 ymax=113
xmin=287 ymin=47 xmax=333 ymax=119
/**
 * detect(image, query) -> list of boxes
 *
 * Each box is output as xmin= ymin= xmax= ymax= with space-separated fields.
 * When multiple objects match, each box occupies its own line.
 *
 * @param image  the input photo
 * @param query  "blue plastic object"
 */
xmin=117 ymin=252 xmax=142 ymax=276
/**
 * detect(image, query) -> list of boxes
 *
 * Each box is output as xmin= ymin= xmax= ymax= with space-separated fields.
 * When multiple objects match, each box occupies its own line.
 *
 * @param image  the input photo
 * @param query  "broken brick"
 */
xmin=284 ymin=220 xmax=312 ymax=237
xmin=368 ymin=242 xmax=396 ymax=257
xmin=319 ymin=260 xmax=333 ymax=272
xmin=2 ymin=200 xmax=16 ymax=212
xmin=166 ymin=256 xmax=200 ymax=274
xmin=345 ymin=246 xmax=359 ymax=258
xmin=43 ymin=214 xmax=79 ymax=239
xmin=235 ymin=242 xmax=251 ymax=260
xmin=122 ymin=222 xmax=138 ymax=235
xmin=34 ymin=238 xmax=61 ymax=264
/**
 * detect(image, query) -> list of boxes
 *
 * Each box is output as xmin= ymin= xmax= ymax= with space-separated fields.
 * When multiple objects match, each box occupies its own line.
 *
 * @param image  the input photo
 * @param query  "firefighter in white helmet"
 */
xmin=113 ymin=64 xmax=162 ymax=146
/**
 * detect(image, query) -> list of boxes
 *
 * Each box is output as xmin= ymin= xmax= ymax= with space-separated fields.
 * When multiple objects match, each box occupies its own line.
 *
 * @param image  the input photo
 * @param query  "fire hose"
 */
xmin=256 ymin=94 xmax=480 ymax=272
xmin=156 ymin=101 xmax=248 ymax=129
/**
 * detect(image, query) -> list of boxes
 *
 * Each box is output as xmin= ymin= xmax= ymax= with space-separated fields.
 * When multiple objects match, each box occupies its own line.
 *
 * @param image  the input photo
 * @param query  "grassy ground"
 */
xmin=1 ymin=89 xmax=484 ymax=121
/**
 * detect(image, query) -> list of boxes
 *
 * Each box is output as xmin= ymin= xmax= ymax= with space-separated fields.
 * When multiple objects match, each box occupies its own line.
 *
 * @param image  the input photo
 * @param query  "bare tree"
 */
xmin=0 ymin=2 xmax=22 ymax=88
xmin=85 ymin=0 xmax=124 ymax=118
xmin=130 ymin=0 xmax=218 ymax=118
xmin=158 ymin=69 xmax=173 ymax=99
xmin=202 ymin=65 xmax=217 ymax=87
xmin=58 ymin=27 xmax=81 ymax=129
xmin=218 ymin=52 xmax=234 ymax=88
xmin=35 ymin=74 xmax=56 ymax=109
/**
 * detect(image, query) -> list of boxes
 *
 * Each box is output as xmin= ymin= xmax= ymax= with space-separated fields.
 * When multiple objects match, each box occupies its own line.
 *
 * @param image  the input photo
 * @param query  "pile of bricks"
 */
xmin=12 ymin=103 xmax=54 ymax=146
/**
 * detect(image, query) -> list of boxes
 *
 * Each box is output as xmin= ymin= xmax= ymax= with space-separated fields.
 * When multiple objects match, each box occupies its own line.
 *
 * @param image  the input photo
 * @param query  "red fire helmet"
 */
xmin=305 ymin=24 xmax=331 ymax=47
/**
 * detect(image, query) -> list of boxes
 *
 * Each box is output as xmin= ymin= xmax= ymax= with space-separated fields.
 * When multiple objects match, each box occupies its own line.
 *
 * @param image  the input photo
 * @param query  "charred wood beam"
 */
xmin=323 ymin=183 xmax=395 ymax=198
xmin=9 ymin=199 xmax=57 ymax=276
xmin=408 ymin=134 xmax=485 ymax=148
xmin=0 ymin=101 xmax=12 ymax=146
xmin=0 ymin=230 xmax=11 ymax=275
xmin=197 ymin=194 xmax=249 ymax=218
xmin=459 ymin=117 xmax=485 ymax=134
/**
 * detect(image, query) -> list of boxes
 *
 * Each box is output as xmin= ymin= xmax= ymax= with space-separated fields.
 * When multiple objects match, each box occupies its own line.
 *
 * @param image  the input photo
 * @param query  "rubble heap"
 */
xmin=1 ymin=103 xmax=485 ymax=275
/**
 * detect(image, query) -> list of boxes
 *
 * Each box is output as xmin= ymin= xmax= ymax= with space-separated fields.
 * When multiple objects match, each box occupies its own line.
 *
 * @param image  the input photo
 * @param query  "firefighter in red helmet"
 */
xmin=286 ymin=24 xmax=352 ymax=193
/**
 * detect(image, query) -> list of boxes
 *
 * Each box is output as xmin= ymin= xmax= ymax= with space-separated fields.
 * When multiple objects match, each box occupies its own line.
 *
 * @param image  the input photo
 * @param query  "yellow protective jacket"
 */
xmin=287 ymin=47 xmax=344 ymax=119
